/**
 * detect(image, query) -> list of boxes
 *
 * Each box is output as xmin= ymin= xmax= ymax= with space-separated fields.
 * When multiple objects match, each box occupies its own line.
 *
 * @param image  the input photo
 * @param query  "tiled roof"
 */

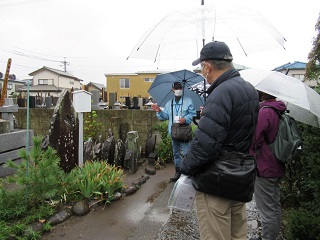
xmin=29 ymin=66 xmax=78 ymax=79
xmin=87 ymin=82 xmax=105 ymax=90
xmin=273 ymin=61 xmax=306 ymax=71
xmin=105 ymin=70 xmax=168 ymax=76
xmin=16 ymin=85 xmax=63 ymax=92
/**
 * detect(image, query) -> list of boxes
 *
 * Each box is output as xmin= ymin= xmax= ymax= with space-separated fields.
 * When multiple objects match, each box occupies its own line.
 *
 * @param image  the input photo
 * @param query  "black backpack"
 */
xmin=262 ymin=106 xmax=303 ymax=164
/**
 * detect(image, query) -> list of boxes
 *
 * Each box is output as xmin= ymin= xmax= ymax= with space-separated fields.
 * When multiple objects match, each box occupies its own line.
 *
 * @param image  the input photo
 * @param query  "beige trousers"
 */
xmin=195 ymin=191 xmax=247 ymax=240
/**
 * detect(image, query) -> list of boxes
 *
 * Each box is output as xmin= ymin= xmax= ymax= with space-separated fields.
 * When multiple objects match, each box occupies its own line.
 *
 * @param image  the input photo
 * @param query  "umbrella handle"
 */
xmin=192 ymin=111 xmax=201 ymax=126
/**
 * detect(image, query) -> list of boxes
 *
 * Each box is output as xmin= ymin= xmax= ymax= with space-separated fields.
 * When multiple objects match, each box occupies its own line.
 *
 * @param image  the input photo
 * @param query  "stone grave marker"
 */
xmin=49 ymin=89 xmax=79 ymax=172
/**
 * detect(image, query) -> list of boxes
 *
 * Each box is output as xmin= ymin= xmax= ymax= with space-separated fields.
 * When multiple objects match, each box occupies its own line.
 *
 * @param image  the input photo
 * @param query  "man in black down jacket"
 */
xmin=180 ymin=41 xmax=259 ymax=240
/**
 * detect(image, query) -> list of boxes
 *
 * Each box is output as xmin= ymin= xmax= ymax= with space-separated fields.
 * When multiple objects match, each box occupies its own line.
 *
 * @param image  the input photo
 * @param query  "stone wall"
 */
xmin=14 ymin=109 xmax=162 ymax=152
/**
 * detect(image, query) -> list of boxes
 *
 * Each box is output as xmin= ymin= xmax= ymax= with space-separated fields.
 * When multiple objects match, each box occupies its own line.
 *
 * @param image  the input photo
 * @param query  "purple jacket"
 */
xmin=250 ymin=100 xmax=287 ymax=178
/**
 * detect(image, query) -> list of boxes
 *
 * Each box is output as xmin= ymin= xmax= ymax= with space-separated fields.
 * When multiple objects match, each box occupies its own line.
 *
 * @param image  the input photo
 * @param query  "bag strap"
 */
xmin=171 ymin=99 xmax=173 ymax=123
xmin=171 ymin=97 xmax=184 ymax=123
xmin=255 ymin=105 xmax=283 ymax=152
xmin=261 ymin=105 xmax=282 ymax=118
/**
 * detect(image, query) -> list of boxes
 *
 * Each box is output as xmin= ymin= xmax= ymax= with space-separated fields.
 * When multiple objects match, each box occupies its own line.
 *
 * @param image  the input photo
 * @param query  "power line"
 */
xmin=0 ymin=0 xmax=49 ymax=7
xmin=3 ymin=49 xmax=71 ymax=72
xmin=4 ymin=50 xmax=61 ymax=63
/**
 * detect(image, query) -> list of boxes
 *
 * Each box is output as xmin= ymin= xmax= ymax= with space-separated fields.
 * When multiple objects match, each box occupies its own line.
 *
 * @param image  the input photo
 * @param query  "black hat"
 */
xmin=172 ymin=81 xmax=182 ymax=89
xmin=192 ymin=41 xmax=233 ymax=66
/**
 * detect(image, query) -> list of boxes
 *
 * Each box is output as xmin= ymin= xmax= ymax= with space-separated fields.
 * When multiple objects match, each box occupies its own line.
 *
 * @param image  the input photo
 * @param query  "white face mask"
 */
xmin=174 ymin=89 xmax=183 ymax=97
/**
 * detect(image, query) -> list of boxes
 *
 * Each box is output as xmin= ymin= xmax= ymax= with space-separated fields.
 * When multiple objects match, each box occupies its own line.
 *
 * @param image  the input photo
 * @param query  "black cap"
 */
xmin=192 ymin=41 xmax=233 ymax=66
xmin=172 ymin=82 xmax=182 ymax=89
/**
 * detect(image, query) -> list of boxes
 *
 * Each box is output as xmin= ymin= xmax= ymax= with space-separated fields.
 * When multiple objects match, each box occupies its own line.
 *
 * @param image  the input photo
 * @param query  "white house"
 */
xmin=18 ymin=66 xmax=82 ymax=98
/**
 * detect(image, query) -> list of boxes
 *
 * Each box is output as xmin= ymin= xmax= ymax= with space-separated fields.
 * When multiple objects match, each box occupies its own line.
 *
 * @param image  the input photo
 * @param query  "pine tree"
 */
xmin=6 ymin=136 xmax=66 ymax=204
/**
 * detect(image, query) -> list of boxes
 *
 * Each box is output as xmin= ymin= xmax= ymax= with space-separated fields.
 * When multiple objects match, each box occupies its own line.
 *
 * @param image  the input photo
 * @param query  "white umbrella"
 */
xmin=240 ymin=68 xmax=320 ymax=128
xmin=127 ymin=4 xmax=286 ymax=63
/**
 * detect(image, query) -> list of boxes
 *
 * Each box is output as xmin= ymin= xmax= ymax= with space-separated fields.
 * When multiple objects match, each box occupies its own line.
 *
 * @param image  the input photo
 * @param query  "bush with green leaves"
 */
xmin=5 ymin=136 xmax=66 ymax=205
xmin=64 ymin=161 xmax=124 ymax=202
xmin=0 ymin=187 xmax=28 ymax=221
xmin=285 ymin=208 xmax=320 ymax=240
xmin=153 ymin=121 xmax=173 ymax=163
xmin=281 ymin=120 xmax=320 ymax=238
xmin=0 ymin=186 xmax=56 ymax=239
xmin=84 ymin=110 xmax=101 ymax=140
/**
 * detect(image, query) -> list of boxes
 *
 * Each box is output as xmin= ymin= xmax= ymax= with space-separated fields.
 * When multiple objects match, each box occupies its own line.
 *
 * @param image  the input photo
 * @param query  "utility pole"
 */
xmin=60 ymin=57 xmax=70 ymax=73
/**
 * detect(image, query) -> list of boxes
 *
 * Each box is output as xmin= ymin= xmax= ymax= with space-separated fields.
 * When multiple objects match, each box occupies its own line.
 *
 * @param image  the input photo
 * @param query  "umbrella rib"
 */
xmin=154 ymin=45 xmax=161 ymax=63
xmin=137 ymin=14 xmax=170 ymax=51
xmin=237 ymin=38 xmax=247 ymax=57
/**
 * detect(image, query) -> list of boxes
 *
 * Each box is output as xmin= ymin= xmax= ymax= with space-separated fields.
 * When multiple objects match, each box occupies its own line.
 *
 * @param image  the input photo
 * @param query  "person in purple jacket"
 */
xmin=250 ymin=90 xmax=287 ymax=240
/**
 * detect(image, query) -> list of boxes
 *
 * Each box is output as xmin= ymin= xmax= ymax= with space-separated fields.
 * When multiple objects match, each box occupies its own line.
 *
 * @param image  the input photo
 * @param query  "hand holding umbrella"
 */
xmin=151 ymin=103 xmax=161 ymax=112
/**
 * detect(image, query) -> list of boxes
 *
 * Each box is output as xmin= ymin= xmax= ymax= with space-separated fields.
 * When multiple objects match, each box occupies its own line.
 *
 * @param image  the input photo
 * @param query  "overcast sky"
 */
xmin=0 ymin=0 xmax=319 ymax=85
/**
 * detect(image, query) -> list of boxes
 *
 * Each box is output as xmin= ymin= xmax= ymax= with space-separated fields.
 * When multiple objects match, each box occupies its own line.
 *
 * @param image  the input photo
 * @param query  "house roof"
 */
xmin=104 ymin=70 xmax=168 ymax=76
xmin=16 ymin=85 xmax=63 ymax=92
xmin=273 ymin=61 xmax=306 ymax=71
xmin=28 ymin=66 xmax=79 ymax=80
xmin=0 ymin=79 xmax=25 ymax=84
xmin=87 ymin=82 xmax=105 ymax=90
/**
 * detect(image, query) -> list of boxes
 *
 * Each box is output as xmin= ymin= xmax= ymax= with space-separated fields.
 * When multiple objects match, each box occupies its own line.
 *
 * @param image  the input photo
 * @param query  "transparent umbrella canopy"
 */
xmin=127 ymin=4 xmax=286 ymax=63
xmin=240 ymin=68 xmax=320 ymax=128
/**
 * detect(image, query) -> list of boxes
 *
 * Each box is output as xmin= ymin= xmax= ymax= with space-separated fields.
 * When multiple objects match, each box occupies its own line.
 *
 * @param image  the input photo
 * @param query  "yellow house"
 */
xmin=105 ymin=70 xmax=167 ymax=100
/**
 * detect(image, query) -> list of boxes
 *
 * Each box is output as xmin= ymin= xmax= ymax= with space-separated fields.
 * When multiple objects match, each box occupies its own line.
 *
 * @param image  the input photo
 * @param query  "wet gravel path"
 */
xmin=156 ymin=197 xmax=262 ymax=240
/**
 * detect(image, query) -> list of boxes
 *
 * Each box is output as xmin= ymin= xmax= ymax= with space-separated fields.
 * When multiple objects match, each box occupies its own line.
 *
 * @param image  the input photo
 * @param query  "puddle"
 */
xmin=147 ymin=208 xmax=170 ymax=223
xmin=124 ymin=202 xmax=151 ymax=222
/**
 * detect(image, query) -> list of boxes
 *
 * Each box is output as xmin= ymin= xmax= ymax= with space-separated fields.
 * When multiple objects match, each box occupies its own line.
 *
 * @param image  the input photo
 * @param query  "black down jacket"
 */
xmin=180 ymin=68 xmax=259 ymax=175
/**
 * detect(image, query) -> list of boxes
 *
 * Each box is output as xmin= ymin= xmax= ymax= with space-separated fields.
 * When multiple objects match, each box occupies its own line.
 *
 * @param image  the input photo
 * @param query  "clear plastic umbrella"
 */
xmin=127 ymin=4 xmax=286 ymax=63
xmin=240 ymin=68 xmax=320 ymax=128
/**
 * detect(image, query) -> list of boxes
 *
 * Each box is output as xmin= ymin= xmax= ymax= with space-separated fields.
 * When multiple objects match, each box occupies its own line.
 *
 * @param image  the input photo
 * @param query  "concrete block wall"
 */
xmin=15 ymin=108 xmax=54 ymax=137
xmin=14 ymin=109 xmax=162 ymax=152
xmin=0 ymin=129 xmax=34 ymax=177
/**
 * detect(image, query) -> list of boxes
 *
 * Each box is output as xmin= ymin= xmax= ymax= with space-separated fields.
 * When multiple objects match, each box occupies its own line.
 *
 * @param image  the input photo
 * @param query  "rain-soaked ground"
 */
xmin=42 ymin=162 xmax=283 ymax=240
xmin=155 ymin=197 xmax=262 ymax=240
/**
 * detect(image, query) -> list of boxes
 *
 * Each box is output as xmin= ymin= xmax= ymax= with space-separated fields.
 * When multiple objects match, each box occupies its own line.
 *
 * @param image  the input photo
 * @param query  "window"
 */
xmin=7 ymin=83 xmax=13 ymax=90
xmin=39 ymin=79 xmax=48 ymax=85
xmin=70 ymin=81 xmax=74 ymax=85
xmin=292 ymin=74 xmax=305 ymax=81
xmin=120 ymin=78 xmax=130 ymax=88
xmin=144 ymin=78 xmax=154 ymax=82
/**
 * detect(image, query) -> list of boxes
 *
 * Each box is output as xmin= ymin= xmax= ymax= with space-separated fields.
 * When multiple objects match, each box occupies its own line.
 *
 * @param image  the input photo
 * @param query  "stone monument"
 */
xmin=49 ymin=89 xmax=79 ymax=173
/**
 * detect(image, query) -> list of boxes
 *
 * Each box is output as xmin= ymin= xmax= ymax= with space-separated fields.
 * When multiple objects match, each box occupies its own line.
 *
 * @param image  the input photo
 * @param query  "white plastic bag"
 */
xmin=167 ymin=174 xmax=196 ymax=212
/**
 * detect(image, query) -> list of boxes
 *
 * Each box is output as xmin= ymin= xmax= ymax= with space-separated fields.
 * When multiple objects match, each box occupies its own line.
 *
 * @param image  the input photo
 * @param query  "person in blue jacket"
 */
xmin=152 ymin=81 xmax=196 ymax=181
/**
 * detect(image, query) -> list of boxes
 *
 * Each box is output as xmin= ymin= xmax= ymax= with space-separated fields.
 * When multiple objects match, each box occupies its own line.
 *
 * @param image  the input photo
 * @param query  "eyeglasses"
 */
xmin=200 ymin=61 xmax=206 ymax=68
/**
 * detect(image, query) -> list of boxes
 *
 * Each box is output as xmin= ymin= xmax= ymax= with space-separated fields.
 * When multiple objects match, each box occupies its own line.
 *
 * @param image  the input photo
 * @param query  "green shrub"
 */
xmin=1 ymin=136 xmax=64 ymax=239
xmin=5 ymin=136 xmax=66 ymax=205
xmin=153 ymin=121 xmax=173 ymax=163
xmin=0 ymin=187 xmax=55 ymax=239
xmin=64 ymin=161 xmax=124 ymax=202
xmin=281 ymin=122 xmax=320 ymax=238
xmin=286 ymin=208 xmax=320 ymax=240
xmin=0 ymin=187 xmax=28 ymax=221
xmin=84 ymin=110 xmax=101 ymax=140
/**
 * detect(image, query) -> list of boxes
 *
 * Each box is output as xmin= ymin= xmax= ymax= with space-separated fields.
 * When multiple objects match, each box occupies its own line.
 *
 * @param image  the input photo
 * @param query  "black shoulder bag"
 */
xmin=192 ymin=147 xmax=257 ymax=202
xmin=170 ymin=99 xmax=193 ymax=142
